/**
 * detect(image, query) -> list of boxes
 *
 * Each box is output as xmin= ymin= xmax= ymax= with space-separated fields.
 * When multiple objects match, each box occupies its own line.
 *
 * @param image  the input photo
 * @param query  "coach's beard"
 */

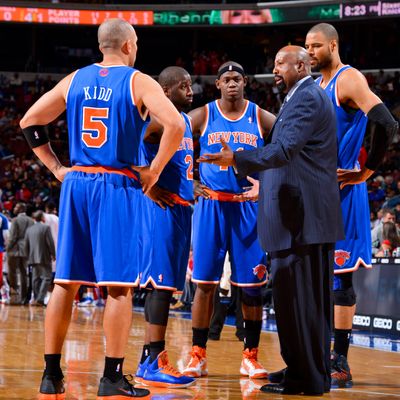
xmin=274 ymin=75 xmax=287 ymax=93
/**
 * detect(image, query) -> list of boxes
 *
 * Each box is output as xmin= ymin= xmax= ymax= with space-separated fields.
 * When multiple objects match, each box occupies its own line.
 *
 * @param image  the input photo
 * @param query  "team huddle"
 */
xmin=19 ymin=17 xmax=397 ymax=399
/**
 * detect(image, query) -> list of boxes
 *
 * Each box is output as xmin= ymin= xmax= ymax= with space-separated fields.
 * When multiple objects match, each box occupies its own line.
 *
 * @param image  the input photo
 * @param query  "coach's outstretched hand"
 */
xmin=198 ymin=138 xmax=235 ymax=167
xmin=235 ymin=176 xmax=259 ymax=202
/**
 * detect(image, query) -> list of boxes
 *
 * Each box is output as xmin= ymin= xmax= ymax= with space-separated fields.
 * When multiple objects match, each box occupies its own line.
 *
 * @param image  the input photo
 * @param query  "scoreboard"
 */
xmin=0 ymin=7 xmax=153 ymax=25
xmin=0 ymin=2 xmax=399 ymax=26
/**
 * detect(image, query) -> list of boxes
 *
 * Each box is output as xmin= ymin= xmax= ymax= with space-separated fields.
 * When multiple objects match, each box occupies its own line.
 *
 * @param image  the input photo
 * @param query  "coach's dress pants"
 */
xmin=270 ymin=243 xmax=334 ymax=394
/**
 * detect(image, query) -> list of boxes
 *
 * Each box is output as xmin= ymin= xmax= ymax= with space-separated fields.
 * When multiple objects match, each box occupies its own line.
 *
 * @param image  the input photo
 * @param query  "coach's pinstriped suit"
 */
xmin=235 ymin=76 xmax=344 ymax=394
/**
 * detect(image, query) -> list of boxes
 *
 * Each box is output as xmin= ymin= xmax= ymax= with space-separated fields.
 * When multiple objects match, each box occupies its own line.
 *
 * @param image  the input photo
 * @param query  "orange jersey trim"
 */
xmin=204 ymin=188 xmax=248 ymax=202
xmin=168 ymin=193 xmax=193 ymax=207
xmin=230 ymin=279 xmax=268 ymax=288
xmin=71 ymin=165 xmax=139 ymax=182
xmin=334 ymin=257 xmax=372 ymax=274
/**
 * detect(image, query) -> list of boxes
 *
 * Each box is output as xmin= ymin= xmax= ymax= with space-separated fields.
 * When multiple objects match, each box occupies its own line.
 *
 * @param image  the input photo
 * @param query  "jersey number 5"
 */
xmin=82 ymin=107 xmax=109 ymax=148
xmin=185 ymin=154 xmax=193 ymax=180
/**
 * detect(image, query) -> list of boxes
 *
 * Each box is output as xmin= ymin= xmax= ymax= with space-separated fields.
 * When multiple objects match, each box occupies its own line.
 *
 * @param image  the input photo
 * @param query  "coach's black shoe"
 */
xmin=260 ymin=383 xmax=323 ymax=396
xmin=331 ymin=352 xmax=353 ymax=388
xmin=38 ymin=374 xmax=66 ymax=399
xmin=268 ymin=367 xmax=287 ymax=383
xmin=97 ymin=374 xmax=150 ymax=398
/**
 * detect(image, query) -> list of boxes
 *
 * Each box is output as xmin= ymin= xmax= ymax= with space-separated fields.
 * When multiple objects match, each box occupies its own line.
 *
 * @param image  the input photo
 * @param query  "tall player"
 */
xmin=182 ymin=62 xmax=275 ymax=379
xmin=304 ymin=23 xmax=398 ymax=388
xmin=134 ymin=66 xmax=195 ymax=388
xmin=19 ymin=19 xmax=185 ymax=399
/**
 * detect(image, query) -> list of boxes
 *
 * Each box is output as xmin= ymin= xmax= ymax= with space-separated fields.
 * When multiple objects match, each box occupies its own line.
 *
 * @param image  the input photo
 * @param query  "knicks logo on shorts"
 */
xmin=335 ymin=250 xmax=351 ymax=267
xmin=253 ymin=264 xmax=267 ymax=280
xmin=158 ymin=274 xmax=163 ymax=283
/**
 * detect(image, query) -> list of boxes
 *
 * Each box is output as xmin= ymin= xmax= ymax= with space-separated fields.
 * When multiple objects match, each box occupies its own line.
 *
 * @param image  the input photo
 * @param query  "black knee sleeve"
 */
xmin=148 ymin=289 xmax=173 ymax=326
xmin=144 ymin=291 xmax=152 ymax=323
xmin=334 ymin=287 xmax=356 ymax=306
xmin=241 ymin=287 xmax=263 ymax=307
xmin=334 ymin=273 xmax=356 ymax=306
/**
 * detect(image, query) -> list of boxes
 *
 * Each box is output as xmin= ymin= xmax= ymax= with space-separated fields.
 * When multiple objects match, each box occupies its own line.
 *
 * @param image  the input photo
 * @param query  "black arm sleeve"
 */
xmin=22 ymin=125 xmax=49 ymax=148
xmin=365 ymin=103 xmax=399 ymax=171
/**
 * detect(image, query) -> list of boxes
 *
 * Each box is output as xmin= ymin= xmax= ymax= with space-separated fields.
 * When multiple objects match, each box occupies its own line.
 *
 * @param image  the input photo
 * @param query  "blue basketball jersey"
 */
xmin=315 ymin=65 xmax=368 ymax=170
xmin=316 ymin=66 xmax=371 ymax=272
xmin=199 ymin=100 xmax=264 ymax=193
xmin=140 ymin=113 xmax=194 ymax=201
xmin=66 ymin=64 xmax=149 ymax=168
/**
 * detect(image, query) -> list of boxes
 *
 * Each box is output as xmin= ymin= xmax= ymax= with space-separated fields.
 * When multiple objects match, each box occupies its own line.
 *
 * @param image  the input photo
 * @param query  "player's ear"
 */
xmin=162 ymin=85 xmax=170 ymax=97
xmin=121 ymin=39 xmax=130 ymax=55
xmin=330 ymin=39 xmax=337 ymax=53
xmin=215 ymin=78 xmax=221 ymax=90
xmin=243 ymin=76 xmax=248 ymax=87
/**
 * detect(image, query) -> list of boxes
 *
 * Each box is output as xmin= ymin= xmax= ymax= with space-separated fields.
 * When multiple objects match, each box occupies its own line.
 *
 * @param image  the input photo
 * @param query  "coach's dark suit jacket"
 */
xmin=235 ymin=77 xmax=344 ymax=251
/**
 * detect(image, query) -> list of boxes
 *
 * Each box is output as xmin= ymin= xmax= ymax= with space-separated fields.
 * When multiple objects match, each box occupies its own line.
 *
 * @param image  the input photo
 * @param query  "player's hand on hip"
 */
xmin=53 ymin=166 xmax=71 ymax=182
xmin=132 ymin=165 xmax=160 ymax=194
xmin=337 ymin=166 xmax=374 ymax=189
xmin=235 ymin=176 xmax=259 ymax=201
xmin=146 ymin=185 xmax=175 ymax=209
xmin=194 ymin=180 xmax=210 ymax=199
xmin=197 ymin=138 xmax=235 ymax=167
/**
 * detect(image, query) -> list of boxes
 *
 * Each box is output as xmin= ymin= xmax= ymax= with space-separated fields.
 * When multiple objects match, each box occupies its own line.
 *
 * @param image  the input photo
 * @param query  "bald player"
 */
xmin=134 ymin=66 xmax=195 ymax=388
xmin=182 ymin=61 xmax=275 ymax=379
xmin=20 ymin=19 xmax=185 ymax=399
xmin=305 ymin=23 xmax=398 ymax=388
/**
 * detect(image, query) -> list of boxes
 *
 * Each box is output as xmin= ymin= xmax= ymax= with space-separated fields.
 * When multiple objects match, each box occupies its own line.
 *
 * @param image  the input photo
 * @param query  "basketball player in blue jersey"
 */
xmin=134 ymin=66 xmax=195 ymax=389
xmin=19 ymin=19 xmax=185 ymax=399
xmin=182 ymin=61 xmax=276 ymax=379
xmin=301 ymin=23 xmax=398 ymax=388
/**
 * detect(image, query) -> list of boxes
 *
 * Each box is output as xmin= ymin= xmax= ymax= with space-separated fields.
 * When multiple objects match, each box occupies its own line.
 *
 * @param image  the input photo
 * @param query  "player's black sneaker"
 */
xmin=331 ymin=352 xmax=353 ymax=388
xmin=97 ymin=374 xmax=150 ymax=398
xmin=38 ymin=374 xmax=65 ymax=399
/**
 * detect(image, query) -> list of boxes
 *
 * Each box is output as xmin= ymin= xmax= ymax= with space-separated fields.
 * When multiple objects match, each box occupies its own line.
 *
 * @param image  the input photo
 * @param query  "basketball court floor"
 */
xmin=0 ymin=305 xmax=399 ymax=399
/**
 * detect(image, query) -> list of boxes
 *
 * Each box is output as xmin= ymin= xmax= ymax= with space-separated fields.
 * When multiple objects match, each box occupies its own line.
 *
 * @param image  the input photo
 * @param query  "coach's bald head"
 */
xmin=273 ymin=46 xmax=311 ymax=93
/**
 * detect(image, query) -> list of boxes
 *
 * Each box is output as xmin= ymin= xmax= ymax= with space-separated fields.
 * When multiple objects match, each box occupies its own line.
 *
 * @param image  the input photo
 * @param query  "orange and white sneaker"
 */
xmin=240 ymin=348 xmax=268 ymax=379
xmin=182 ymin=346 xmax=208 ymax=378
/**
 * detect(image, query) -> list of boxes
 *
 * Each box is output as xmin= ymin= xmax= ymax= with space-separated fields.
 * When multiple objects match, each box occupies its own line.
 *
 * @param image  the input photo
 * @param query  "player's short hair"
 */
xmin=308 ymin=23 xmax=339 ymax=41
xmin=98 ymin=18 xmax=134 ymax=50
xmin=158 ymin=66 xmax=190 ymax=88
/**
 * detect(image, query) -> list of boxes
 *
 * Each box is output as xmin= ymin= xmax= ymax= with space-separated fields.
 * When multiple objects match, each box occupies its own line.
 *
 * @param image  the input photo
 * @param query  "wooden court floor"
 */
xmin=0 ymin=305 xmax=399 ymax=399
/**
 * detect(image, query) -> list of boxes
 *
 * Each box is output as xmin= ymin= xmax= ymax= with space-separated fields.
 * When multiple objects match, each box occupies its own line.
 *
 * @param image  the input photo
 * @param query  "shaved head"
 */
xmin=159 ymin=66 xmax=190 ymax=88
xmin=305 ymin=23 xmax=340 ymax=72
xmin=98 ymin=18 xmax=136 ymax=50
xmin=308 ymin=23 xmax=339 ymax=42
xmin=273 ymin=45 xmax=311 ymax=93
xmin=277 ymin=45 xmax=311 ymax=73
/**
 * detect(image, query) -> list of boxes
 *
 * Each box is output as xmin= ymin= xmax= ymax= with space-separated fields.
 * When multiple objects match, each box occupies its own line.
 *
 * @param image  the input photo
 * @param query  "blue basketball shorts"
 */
xmin=55 ymin=170 xmax=142 ymax=286
xmin=140 ymin=193 xmax=192 ymax=292
xmin=192 ymin=197 xmax=267 ymax=287
xmin=334 ymin=182 xmax=372 ymax=275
